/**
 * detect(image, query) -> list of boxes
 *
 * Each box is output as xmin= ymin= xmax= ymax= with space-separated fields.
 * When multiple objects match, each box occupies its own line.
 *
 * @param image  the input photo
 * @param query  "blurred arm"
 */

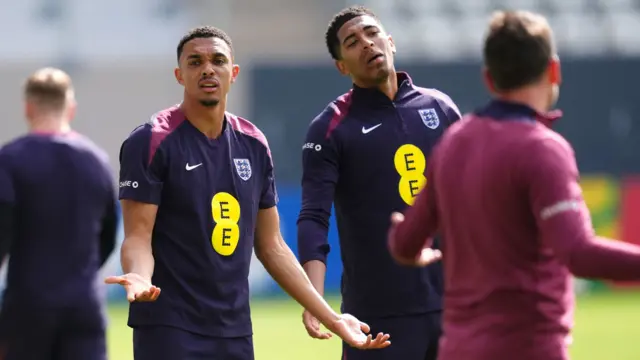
xmin=0 ymin=152 xmax=15 ymax=263
xmin=0 ymin=202 xmax=15 ymax=263
xmin=529 ymin=137 xmax=640 ymax=280
xmin=99 ymin=197 xmax=118 ymax=267
xmin=388 ymin=157 xmax=439 ymax=264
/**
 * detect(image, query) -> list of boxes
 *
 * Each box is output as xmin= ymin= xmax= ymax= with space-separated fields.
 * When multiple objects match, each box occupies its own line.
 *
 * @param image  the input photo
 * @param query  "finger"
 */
xmin=126 ymin=290 xmax=136 ymax=303
xmin=417 ymin=249 xmax=443 ymax=266
xmin=363 ymin=334 xmax=372 ymax=348
xmin=390 ymin=212 xmax=404 ymax=225
xmin=104 ymin=276 xmax=130 ymax=285
xmin=304 ymin=325 xmax=329 ymax=340
xmin=149 ymin=286 xmax=161 ymax=301
xmin=368 ymin=333 xmax=391 ymax=349
xmin=359 ymin=321 xmax=371 ymax=333
xmin=135 ymin=290 xmax=155 ymax=302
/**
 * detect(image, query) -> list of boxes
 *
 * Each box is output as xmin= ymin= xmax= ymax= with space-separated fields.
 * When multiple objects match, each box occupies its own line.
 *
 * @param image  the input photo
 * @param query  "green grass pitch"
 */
xmin=107 ymin=292 xmax=640 ymax=359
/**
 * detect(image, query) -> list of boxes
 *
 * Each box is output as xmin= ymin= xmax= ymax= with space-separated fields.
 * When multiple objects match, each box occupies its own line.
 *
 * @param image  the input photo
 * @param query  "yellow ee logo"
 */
xmin=394 ymin=144 xmax=427 ymax=206
xmin=211 ymin=192 xmax=241 ymax=256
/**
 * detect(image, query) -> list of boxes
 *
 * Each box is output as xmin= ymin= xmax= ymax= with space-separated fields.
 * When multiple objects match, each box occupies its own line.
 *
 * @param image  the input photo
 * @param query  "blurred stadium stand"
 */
xmin=0 ymin=0 xmax=639 ymax=299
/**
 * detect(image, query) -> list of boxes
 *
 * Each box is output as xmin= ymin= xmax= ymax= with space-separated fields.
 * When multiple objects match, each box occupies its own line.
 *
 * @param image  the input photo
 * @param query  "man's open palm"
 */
xmin=329 ymin=314 xmax=391 ymax=350
xmin=104 ymin=273 xmax=161 ymax=303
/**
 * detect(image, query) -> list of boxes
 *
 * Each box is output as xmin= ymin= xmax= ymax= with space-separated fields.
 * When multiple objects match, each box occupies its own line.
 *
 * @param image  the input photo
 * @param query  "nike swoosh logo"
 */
xmin=362 ymin=124 xmax=382 ymax=134
xmin=185 ymin=163 xmax=203 ymax=171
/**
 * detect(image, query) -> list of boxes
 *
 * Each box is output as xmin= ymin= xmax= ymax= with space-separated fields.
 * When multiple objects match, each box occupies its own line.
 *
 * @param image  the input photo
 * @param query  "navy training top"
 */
xmin=118 ymin=105 xmax=278 ymax=337
xmin=0 ymin=132 xmax=117 ymax=312
xmin=297 ymin=72 xmax=461 ymax=318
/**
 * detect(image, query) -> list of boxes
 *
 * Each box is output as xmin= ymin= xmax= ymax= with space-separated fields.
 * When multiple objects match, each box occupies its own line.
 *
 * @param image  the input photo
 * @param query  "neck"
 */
xmin=377 ymin=71 xmax=398 ymax=100
xmin=28 ymin=116 xmax=71 ymax=134
xmin=354 ymin=70 xmax=399 ymax=100
xmin=496 ymin=85 xmax=549 ymax=114
xmin=181 ymin=96 xmax=226 ymax=139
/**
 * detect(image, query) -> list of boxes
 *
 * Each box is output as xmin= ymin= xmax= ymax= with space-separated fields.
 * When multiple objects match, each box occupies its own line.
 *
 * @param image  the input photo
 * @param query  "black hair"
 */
xmin=176 ymin=26 xmax=233 ymax=62
xmin=325 ymin=5 xmax=378 ymax=60
xmin=483 ymin=11 xmax=553 ymax=91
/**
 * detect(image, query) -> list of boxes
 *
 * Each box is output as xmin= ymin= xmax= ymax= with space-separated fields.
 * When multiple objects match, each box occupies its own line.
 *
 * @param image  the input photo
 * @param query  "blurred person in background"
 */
xmin=297 ymin=5 xmax=461 ymax=360
xmin=0 ymin=67 xmax=118 ymax=360
xmin=106 ymin=26 xmax=391 ymax=360
xmin=388 ymin=10 xmax=640 ymax=360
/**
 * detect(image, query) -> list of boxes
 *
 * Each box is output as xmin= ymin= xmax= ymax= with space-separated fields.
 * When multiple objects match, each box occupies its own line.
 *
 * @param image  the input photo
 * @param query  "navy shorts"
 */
xmin=133 ymin=325 xmax=254 ymax=360
xmin=0 ymin=305 xmax=106 ymax=360
xmin=342 ymin=311 xmax=442 ymax=360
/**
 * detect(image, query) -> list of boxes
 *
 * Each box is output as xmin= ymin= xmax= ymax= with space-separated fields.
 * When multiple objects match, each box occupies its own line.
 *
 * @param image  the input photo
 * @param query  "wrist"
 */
xmin=318 ymin=310 xmax=341 ymax=329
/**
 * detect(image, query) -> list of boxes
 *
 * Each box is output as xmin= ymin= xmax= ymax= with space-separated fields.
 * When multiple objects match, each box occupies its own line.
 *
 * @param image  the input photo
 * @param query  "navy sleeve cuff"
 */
xmin=297 ymin=218 xmax=331 ymax=265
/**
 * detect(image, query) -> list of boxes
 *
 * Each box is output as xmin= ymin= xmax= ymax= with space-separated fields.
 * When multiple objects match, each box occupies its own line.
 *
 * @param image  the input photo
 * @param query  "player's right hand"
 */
xmin=104 ymin=273 xmax=161 ymax=303
xmin=302 ymin=309 xmax=333 ymax=340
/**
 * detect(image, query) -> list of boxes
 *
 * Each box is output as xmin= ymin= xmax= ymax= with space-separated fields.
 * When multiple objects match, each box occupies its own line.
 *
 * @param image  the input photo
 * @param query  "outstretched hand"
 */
xmin=326 ymin=313 xmax=391 ymax=350
xmin=389 ymin=212 xmax=442 ymax=267
xmin=104 ymin=273 xmax=161 ymax=303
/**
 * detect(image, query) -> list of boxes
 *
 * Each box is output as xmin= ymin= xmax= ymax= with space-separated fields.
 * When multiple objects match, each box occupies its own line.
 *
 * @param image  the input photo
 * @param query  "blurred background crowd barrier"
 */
xmin=1 ymin=0 xmax=639 ymax=301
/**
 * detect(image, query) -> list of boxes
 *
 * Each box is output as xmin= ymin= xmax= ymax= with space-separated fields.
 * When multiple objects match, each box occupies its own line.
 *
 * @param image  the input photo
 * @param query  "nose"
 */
xmin=364 ymin=37 xmax=375 ymax=49
xmin=201 ymin=63 xmax=215 ymax=77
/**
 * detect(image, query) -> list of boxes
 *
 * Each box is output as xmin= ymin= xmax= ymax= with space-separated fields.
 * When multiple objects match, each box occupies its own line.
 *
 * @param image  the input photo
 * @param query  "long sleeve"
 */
xmin=528 ymin=136 xmax=640 ymax=280
xmin=99 ymin=196 xmax=118 ymax=267
xmin=297 ymin=108 xmax=341 ymax=265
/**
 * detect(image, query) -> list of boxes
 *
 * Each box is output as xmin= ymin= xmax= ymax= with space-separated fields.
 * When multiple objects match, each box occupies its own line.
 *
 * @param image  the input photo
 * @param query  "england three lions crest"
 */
xmin=418 ymin=108 xmax=440 ymax=129
xmin=233 ymin=158 xmax=252 ymax=181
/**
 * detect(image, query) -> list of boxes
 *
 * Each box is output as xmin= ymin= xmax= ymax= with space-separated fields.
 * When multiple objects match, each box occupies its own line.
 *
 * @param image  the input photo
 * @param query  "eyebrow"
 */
xmin=186 ymin=52 xmax=228 ymax=60
xmin=341 ymin=25 xmax=378 ymax=46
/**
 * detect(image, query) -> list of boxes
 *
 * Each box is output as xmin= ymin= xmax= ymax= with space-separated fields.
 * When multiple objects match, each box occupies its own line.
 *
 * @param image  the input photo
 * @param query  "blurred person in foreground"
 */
xmin=298 ymin=5 xmax=461 ymax=360
xmin=105 ymin=26 xmax=390 ymax=360
xmin=388 ymin=10 xmax=640 ymax=360
xmin=0 ymin=67 xmax=118 ymax=360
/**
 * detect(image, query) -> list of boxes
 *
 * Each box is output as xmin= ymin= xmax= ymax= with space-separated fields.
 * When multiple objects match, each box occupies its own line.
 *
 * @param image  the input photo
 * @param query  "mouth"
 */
xmin=199 ymin=79 xmax=219 ymax=93
xmin=367 ymin=53 xmax=384 ymax=64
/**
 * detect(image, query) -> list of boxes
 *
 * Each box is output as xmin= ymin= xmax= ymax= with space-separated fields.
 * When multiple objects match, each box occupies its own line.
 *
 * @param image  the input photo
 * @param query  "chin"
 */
xmin=199 ymin=98 xmax=220 ymax=107
xmin=373 ymin=68 xmax=391 ymax=83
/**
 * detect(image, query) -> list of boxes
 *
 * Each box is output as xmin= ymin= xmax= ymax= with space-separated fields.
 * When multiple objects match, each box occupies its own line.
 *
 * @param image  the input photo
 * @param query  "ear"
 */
xmin=174 ymin=67 xmax=184 ymax=85
xmin=335 ymin=60 xmax=349 ymax=76
xmin=231 ymin=64 xmax=240 ymax=84
xmin=548 ymin=55 xmax=561 ymax=86
xmin=482 ymin=67 xmax=497 ymax=94
xmin=388 ymin=34 xmax=396 ymax=54
xmin=24 ymin=100 xmax=34 ymax=120
xmin=66 ymin=99 xmax=77 ymax=122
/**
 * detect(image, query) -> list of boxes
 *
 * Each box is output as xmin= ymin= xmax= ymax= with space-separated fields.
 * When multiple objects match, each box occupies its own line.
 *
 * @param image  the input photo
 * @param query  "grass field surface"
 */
xmin=107 ymin=292 xmax=640 ymax=359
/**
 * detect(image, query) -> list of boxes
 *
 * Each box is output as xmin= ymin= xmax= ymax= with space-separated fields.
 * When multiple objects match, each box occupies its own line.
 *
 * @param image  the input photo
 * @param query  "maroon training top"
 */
xmin=388 ymin=99 xmax=640 ymax=360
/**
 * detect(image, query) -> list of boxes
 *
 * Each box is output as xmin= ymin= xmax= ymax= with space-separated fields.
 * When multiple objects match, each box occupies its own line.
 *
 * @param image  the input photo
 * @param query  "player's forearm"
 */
xmin=389 ymin=192 xmax=436 ymax=261
xmin=302 ymin=260 xmax=327 ymax=296
xmin=564 ymin=236 xmax=640 ymax=280
xmin=120 ymin=236 xmax=155 ymax=280
xmin=257 ymin=237 xmax=339 ymax=326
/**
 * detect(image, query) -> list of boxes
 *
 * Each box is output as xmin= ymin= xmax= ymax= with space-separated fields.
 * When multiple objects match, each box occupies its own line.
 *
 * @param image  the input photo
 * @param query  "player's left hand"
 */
xmin=389 ymin=212 xmax=442 ymax=267
xmin=326 ymin=314 xmax=391 ymax=350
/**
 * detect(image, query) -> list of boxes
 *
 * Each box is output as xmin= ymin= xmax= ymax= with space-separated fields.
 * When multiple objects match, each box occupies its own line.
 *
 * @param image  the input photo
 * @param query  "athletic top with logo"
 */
xmin=118 ymin=105 xmax=278 ymax=337
xmin=297 ymin=72 xmax=461 ymax=318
